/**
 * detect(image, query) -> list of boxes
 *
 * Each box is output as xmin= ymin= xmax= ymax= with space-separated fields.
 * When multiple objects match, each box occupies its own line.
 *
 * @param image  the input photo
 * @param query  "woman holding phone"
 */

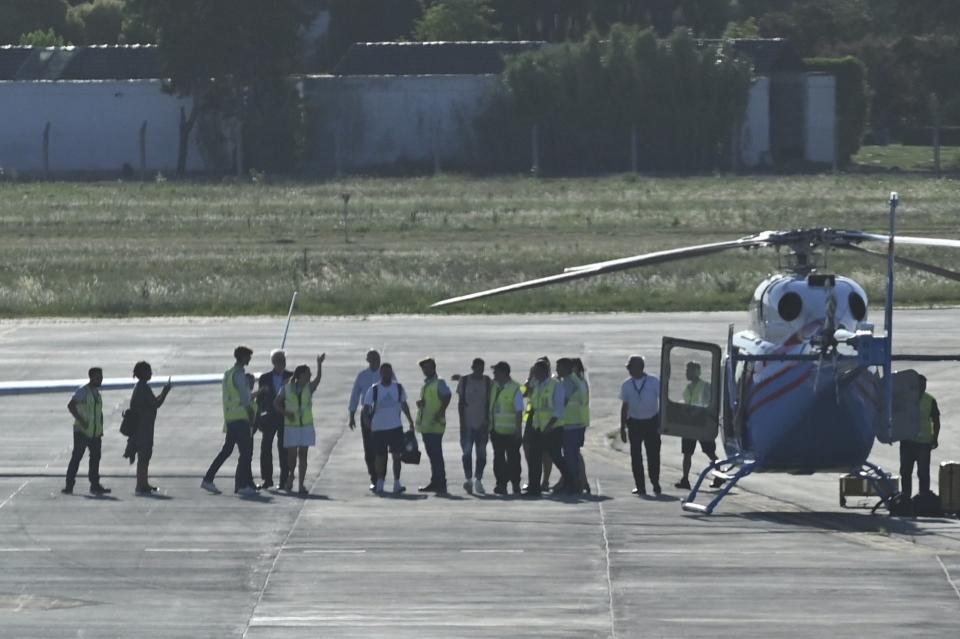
xmin=130 ymin=361 xmax=172 ymax=494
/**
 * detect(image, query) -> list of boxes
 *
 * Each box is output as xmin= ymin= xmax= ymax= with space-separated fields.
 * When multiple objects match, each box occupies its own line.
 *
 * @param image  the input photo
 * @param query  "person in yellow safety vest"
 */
xmin=525 ymin=356 xmax=558 ymax=493
xmin=416 ymin=358 xmax=452 ymax=495
xmin=275 ymin=355 xmax=325 ymax=496
xmin=899 ymin=374 xmax=941 ymax=499
xmin=523 ymin=359 xmax=568 ymax=497
xmin=202 ymin=346 xmax=258 ymax=497
xmin=555 ymin=358 xmax=586 ymax=497
xmin=572 ymin=358 xmax=591 ymax=494
xmin=675 ymin=361 xmax=724 ymax=491
xmin=488 ymin=361 xmax=524 ymax=495
xmin=64 ymin=367 xmax=110 ymax=495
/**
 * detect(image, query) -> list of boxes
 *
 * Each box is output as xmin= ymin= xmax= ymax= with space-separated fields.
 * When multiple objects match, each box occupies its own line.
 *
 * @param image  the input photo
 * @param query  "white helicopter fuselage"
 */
xmin=723 ymin=273 xmax=881 ymax=472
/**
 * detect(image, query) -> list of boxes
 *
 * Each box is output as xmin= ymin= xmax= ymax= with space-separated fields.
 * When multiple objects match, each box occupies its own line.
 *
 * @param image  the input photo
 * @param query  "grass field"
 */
xmin=0 ymin=174 xmax=958 ymax=317
xmin=853 ymin=145 xmax=960 ymax=172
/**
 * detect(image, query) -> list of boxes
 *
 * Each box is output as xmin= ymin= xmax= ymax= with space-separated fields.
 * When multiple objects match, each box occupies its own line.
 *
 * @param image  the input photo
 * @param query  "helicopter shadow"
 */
xmin=736 ymin=510 xmax=952 ymax=536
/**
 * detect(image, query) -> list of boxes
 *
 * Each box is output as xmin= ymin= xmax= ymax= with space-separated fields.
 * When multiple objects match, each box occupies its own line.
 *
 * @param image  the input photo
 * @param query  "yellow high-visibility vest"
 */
xmin=222 ymin=366 xmax=248 ymax=424
xmin=532 ymin=378 xmax=558 ymax=431
xmin=916 ymin=393 xmax=936 ymax=444
xmin=73 ymin=387 xmax=103 ymax=438
xmin=489 ymin=380 xmax=521 ymax=434
xmin=284 ymin=384 xmax=314 ymax=428
xmin=416 ymin=378 xmax=446 ymax=434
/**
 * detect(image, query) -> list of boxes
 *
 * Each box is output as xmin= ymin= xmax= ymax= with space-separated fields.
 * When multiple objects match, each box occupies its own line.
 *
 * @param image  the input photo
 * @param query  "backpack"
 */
xmin=119 ymin=408 xmax=137 ymax=437
xmin=368 ymin=383 xmax=404 ymax=417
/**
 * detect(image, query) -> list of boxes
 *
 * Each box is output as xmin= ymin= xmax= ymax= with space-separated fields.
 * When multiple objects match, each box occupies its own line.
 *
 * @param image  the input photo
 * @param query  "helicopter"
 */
xmin=433 ymin=194 xmax=960 ymax=514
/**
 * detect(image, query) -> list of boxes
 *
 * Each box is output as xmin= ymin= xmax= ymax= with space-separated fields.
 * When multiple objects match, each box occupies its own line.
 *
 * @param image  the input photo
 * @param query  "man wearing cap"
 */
xmin=619 ymin=355 xmax=662 ymax=496
xmin=416 ymin=358 xmax=452 ymax=494
xmin=349 ymin=349 xmax=383 ymax=490
xmin=457 ymin=357 xmax=491 ymax=494
xmin=524 ymin=359 xmax=568 ymax=496
xmin=256 ymin=349 xmax=292 ymax=490
xmin=363 ymin=362 xmax=415 ymax=495
xmin=488 ymin=361 xmax=524 ymax=495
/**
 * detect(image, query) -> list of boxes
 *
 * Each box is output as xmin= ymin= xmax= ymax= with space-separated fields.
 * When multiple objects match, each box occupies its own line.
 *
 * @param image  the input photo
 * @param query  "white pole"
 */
xmin=281 ymin=291 xmax=298 ymax=349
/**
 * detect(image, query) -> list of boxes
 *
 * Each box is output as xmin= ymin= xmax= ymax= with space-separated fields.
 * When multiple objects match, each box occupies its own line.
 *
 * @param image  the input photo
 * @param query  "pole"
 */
xmin=280 ymin=291 xmax=298 ymax=350
xmin=883 ymin=192 xmax=898 ymax=439
xmin=531 ymin=123 xmax=540 ymax=177
xmin=341 ymin=192 xmax=351 ymax=243
xmin=930 ymin=93 xmax=941 ymax=178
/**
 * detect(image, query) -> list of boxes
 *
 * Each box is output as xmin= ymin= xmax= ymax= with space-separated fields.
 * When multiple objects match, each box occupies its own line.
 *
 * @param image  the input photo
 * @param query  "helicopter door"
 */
xmin=878 ymin=369 xmax=922 ymax=443
xmin=659 ymin=338 xmax=722 ymax=441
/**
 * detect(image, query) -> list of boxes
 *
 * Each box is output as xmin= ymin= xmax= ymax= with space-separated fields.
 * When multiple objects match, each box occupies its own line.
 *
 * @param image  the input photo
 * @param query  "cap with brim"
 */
xmin=491 ymin=361 xmax=511 ymax=374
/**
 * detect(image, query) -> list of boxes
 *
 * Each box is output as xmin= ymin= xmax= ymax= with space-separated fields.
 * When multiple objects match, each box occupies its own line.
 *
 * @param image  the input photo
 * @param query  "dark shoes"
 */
xmin=493 ymin=485 xmax=507 ymax=495
xmin=512 ymin=483 xmax=522 ymax=496
xmin=632 ymin=487 xmax=647 ymax=496
xmin=418 ymin=482 xmax=437 ymax=493
xmin=90 ymin=484 xmax=112 ymax=495
xmin=61 ymin=484 xmax=73 ymax=495
xmin=653 ymin=483 xmax=662 ymax=496
xmin=711 ymin=477 xmax=725 ymax=489
xmin=258 ymin=481 xmax=274 ymax=490
xmin=675 ymin=479 xmax=691 ymax=490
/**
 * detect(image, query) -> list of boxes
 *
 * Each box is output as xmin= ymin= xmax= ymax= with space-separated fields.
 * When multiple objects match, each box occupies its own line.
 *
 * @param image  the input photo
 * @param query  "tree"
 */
xmin=19 ymin=27 xmax=67 ymax=46
xmin=65 ymin=0 xmax=124 ymax=45
xmin=319 ymin=0 xmax=422 ymax=69
xmin=0 ymin=0 xmax=68 ymax=44
xmin=415 ymin=0 xmax=497 ymax=42
xmin=126 ymin=0 xmax=306 ymax=175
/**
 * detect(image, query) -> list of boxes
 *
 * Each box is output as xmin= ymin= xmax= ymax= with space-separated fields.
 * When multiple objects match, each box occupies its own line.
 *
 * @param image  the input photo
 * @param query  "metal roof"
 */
xmin=0 ymin=45 xmax=161 ymax=81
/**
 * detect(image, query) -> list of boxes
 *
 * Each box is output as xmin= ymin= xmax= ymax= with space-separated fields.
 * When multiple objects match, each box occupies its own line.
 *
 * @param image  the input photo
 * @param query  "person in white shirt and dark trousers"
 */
xmin=619 ymin=355 xmax=662 ymax=496
xmin=348 ymin=350 xmax=383 ymax=489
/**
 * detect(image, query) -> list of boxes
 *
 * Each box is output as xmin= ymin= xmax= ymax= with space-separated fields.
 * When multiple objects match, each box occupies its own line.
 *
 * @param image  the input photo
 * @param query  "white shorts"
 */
xmin=283 ymin=425 xmax=316 ymax=448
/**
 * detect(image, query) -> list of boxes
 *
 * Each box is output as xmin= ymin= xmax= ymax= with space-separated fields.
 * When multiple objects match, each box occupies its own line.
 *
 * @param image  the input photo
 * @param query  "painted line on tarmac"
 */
xmin=936 ymin=555 xmax=960 ymax=602
xmin=596 ymin=479 xmax=617 ymax=639
xmin=0 ymin=547 xmax=52 ymax=552
xmin=302 ymin=549 xmax=367 ymax=554
xmin=0 ymin=480 xmax=29 ymax=512
xmin=459 ymin=549 xmax=524 ymax=554
xmin=144 ymin=548 xmax=212 ymax=553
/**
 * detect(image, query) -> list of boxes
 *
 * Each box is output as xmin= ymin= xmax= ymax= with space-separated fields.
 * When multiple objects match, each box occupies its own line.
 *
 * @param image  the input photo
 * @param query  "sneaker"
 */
xmin=474 ymin=479 xmax=485 ymax=495
xmin=540 ymin=480 xmax=550 ymax=492
xmin=512 ymin=483 xmax=522 ymax=495
xmin=436 ymin=482 xmax=448 ymax=496
xmin=90 ymin=484 xmax=112 ymax=495
xmin=493 ymin=485 xmax=507 ymax=495
xmin=463 ymin=480 xmax=473 ymax=495
xmin=238 ymin=486 xmax=258 ymax=497
xmin=298 ymin=485 xmax=309 ymax=496
xmin=418 ymin=482 xmax=437 ymax=493
xmin=61 ymin=485 xmax=73 ymax=495
xmin=258 ymin=480 xmax=274 ymax=490
xmin=393 ymin=480 xmax=406 ymax=494
xmin=710 ymin=477 xmax=725 ymax=489
xmin=369 ymin=483 xmax=376 ymax=492
xmin=375 ymin=479 xmax=385 ymax=494
xmin=201 ymin=480 xmax=221 ymax=494
xmin=632 ymin=487 xmax=647 ymax=496
xmin=675 ymin=479 xmax=691 ymax=490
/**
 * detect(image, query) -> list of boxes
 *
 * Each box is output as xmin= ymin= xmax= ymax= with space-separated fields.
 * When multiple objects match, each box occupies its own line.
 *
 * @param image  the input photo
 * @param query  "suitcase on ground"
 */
xmin=913 ymin=491 xmax=943 ymax=517
xmin=940 ymin=462 xmax=960 ymax=513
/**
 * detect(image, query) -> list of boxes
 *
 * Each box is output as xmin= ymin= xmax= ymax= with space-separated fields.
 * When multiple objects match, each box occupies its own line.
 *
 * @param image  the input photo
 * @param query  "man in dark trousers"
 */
xmin=64 ymin=367 xmax=110 ymax=495
xmin=900 ymin=374 xmax=941 ymax=499
xmin=349 ymin=349 xmax=383 ymax=490
xmin=619 ymin=355 xmax=662 ymax=496
xmin=256 ymin=349 xmax=292 ymax=490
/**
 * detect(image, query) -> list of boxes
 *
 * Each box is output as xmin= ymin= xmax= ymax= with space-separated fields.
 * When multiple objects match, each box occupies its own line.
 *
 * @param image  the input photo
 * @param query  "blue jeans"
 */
xmin=204 ymin=420 xmax=254 ymax=491
xmin=460 ymin=428 xmax=488 ymax=480
xmin=421 ymin=433 xmax=446 ymax=486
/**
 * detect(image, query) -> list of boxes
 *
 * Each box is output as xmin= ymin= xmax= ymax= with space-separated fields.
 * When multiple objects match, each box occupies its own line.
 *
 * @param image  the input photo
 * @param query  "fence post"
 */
xmin=42 ymin=122 xmax=51 ymax=178
xmin=531 ymin=123 xmax=541 ymax=177
xmin=139 ymin=121 xmax=147 ymax=182
xmin=930 ymin=93 xmax=942 ymax=178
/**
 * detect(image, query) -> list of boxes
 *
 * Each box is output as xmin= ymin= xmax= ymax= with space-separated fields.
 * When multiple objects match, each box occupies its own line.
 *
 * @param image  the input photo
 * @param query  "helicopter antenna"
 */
xmin=882 ymin=193 xmax=899 ymax=438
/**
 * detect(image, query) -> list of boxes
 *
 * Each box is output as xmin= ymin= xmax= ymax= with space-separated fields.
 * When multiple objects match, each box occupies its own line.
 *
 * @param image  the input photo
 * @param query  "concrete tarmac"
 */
xmin=0 ymin=312 xmax=958 ymax=638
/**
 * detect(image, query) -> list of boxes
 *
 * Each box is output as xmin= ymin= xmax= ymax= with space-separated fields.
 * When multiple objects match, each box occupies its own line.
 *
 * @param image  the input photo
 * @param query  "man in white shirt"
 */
xmin=363 ymin=363 xmax=415 ymax=495
xmin=348 ymin=350 xmax=383 ymax=489
xmin=619 ymin=355 xmax=662 ymax=496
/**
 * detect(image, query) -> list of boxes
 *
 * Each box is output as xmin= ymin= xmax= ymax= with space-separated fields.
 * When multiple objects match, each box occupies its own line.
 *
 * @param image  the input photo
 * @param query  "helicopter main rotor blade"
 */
xmin=841 ymin=244 xmax=960 ymax=282
xmin=846 ymin=232 xmax=960 ymax=250
xmin=432 ymin=235 xmax=769 ymax=308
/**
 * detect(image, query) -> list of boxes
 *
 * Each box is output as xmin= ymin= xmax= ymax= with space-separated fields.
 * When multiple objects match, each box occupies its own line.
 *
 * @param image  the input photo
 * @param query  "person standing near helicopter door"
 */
xmin=675 ymin=361 xmax=724 ymax=491
xmin=619 ymin=355 xmax=661 ymax=496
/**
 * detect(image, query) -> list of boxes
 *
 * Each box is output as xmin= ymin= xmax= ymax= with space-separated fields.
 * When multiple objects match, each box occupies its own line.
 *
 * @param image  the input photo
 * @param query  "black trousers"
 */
xmin=523 ymin=425 xmax=544 ymax=492
xmin=258 ymin=417 xmax=288 ymax=486
xmin=204 ymin=421 xmax=254 ymax=492
xmin=627 ymin=416 xmax=661 ymax=491
xmin=544 ymin=427 xmax=571 ymax=485
xmin=491 ymin=431 xmax=522 ymax=489
xmin=66 ymin=431 xmax=101 ymax=487
xmin=899 ymin=440 xmax=933 ymax=497
xmin=360 ymin=416 xmax=377 ymax=483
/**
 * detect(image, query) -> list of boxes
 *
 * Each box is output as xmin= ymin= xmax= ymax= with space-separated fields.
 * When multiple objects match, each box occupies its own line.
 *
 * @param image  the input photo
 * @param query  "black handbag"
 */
xmin=401 ymin=430 xmax=421 ymax=465
xmin=119 ymin=408 xmax=137 ymax=437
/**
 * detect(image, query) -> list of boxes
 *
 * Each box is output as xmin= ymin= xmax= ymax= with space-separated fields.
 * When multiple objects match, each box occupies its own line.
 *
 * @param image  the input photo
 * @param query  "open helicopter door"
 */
xmin=659 ymin=338 xmax=722 ymax=440
xmin=876 ymin=368 xmax=922 ymax=443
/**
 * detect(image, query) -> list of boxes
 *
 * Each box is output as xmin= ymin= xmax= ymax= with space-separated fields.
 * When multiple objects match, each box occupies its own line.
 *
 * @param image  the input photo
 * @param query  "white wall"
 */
xmin=0 ymin=80 xmax=204 ymax=174
xmin=740 ymin=76 xmax=771 ymax=168
xmin=804 ymin=73 xmax=837 ymax=165
xmin=303 ymin=74 xmax=499 ymax=172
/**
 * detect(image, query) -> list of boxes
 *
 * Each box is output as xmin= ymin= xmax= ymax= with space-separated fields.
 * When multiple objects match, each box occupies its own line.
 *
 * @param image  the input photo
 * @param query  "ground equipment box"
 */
xmin=839 ymin=474 xmax=900 ymax=509
xmin=940 ymin=462 xmax=960 ymax=514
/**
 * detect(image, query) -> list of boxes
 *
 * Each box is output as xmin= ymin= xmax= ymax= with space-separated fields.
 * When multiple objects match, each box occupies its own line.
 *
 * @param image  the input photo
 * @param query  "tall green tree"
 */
xmin=415 ymin=0 xmax=497 ymax=41
xmin=0 ymin=0 xmax=69 ymax=44
xmin=126 ymin=0 xmax=306 ymax=174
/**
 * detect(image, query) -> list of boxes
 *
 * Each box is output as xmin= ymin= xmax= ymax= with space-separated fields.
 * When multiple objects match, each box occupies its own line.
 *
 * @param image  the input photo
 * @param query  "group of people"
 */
xmin=60 ymin=346 xmax=943 ymax=504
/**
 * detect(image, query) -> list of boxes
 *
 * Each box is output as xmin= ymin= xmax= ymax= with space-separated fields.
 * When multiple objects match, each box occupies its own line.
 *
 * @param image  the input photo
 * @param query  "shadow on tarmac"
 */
xmin=738 ymin=510 xmax=953 ymax=535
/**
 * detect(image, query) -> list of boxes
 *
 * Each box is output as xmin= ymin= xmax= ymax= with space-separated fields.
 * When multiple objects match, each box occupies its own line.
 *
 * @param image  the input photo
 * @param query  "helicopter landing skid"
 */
xmin=682 ymin=457 xmax=757 ymax=515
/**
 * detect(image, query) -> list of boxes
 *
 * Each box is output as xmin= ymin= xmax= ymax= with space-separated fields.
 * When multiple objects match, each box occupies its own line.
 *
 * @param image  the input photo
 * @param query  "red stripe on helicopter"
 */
xmin=745 ymin=361 xmax=803 ymax=403
xmin=746 ymin=370 xmax=812 ymax=417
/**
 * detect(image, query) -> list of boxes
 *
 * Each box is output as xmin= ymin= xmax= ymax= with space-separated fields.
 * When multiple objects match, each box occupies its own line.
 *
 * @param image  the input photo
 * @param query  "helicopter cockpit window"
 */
xmin=659 ymin=338 xmax=721 ymax=442
xmin=777 ymin=292 xmax=803 ymax=321
xmin=848 ymin=292 xmax=867 ymax=321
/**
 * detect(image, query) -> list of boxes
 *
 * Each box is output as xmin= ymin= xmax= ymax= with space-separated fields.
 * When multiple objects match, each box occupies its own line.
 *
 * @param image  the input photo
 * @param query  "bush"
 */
xmin=804 ymin=56 xmax=869 ymax=166
xmin=18 ymin=27 xmax=67 ymax=46
xmin=65 ymin=0 xmax=124 ymax=45
xmin=415 ymin=0 xmax=497 ymax=41
xmin=487 ymin=26 xmax=752 ymax=174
